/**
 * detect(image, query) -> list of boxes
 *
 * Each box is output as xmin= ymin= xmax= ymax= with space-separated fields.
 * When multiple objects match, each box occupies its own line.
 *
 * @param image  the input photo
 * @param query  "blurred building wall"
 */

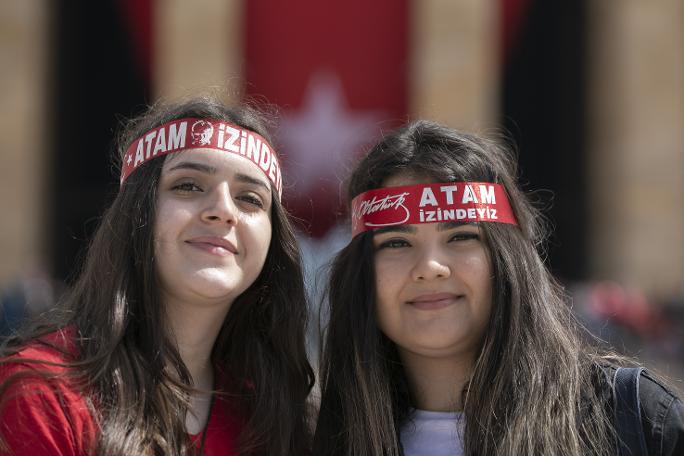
xmin=49 ymin=1 xmax=152 ymax=280
xmin=587 ymin=0 xmax=684 ymax=298
xmin=410 ymin=0 xmax=499 ymax=130
xmin=500 ymin=1 xmax=588 ymax=280
xmin=155 ymin=0 xmax=243 ymax=102
xmin=0 ymin=1 xmax=49 ymax=286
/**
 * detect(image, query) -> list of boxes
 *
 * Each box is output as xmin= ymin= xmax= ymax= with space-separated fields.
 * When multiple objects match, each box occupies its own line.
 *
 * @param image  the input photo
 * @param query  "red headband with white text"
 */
xmin=121 ymin=117 xmax=282 ymax=198
xmin=351 ymin=182 xmax=518 ymax=237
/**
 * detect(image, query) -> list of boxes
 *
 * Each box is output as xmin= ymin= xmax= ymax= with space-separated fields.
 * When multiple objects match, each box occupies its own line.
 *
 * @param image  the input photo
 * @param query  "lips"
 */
xmin=407 ymin=292 xmax=461 ymax=310
xmin=185 ymin=236 xmax=238 ymax=256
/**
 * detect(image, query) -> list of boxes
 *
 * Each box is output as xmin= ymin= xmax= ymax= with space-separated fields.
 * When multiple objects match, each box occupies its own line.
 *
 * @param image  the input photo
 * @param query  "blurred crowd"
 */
xmin=573 ymin=281 xmax=684 ymax=395
xmin=0 ymin=271 xmax=61 ymax=336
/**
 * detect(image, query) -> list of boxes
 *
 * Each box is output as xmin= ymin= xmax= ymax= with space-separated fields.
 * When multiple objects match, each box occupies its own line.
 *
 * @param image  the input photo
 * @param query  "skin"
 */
xmin=372 ymin=174 xmax=493 ymax=412
xmin=154 ymin=148 xmax=273 ymax=433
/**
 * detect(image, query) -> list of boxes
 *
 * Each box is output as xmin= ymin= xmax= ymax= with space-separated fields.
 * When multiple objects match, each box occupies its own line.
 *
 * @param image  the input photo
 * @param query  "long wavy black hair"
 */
xmin=313 ymin=120 xmax=617 ymax=455
xmin=1 ymin=97 xmax=314 ymax=455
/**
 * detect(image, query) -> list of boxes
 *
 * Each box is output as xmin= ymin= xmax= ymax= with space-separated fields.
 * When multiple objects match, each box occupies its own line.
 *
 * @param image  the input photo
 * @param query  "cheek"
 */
xmin=462 ymin=253 xmax=494 ymax=317
xmin=373 ymin=259 xmax=403 ymax=332
xmin=374 ymin=263 xmax=387 ymax=292
xmin=373 ymin=289 xmax=397 ymax=340
xmin=152 ymin=215 xmax=168 ymax=258
xmin=259 ymin=230 xmax=272 ymax=264
xmin=374 ymin=304 xmax=392 ymax=338
xmin=152 ymin=201 xmax=193 ymax=265
xmin=244 ymin=216 xmax=272 ymax=263
xmin=153 ymin=212 xmax=179 ymax=251
xmin=153 ymin=225 xmax=178 ymax=284
xmin=373 ymin=261 xmax=392 ymax=304
xmin=154 ymin=199 xmax=187 ymax=238
xmin=374 ymin=255 xmax=405 ymax=289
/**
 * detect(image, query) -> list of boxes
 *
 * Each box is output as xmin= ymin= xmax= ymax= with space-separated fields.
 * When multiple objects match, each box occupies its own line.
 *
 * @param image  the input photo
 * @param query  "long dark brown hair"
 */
xmin=313 ymin=120 xmax=617 ymax=455
xmin=0 ymin=97 xmax=314 ymax=455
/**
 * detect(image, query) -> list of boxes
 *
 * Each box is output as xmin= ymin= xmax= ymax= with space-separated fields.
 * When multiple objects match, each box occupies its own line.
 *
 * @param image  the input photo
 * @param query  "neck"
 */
xmin=165 ymin=296 xmax=232 ymax=388
xmin=165 ymin=296 xmax=232 ymax=434
xmin=399 ymin=349 xmax=475 ymax=412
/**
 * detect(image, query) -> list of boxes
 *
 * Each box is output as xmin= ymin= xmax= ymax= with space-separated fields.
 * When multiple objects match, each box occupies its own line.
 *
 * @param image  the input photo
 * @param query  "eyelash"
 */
xmin=237 ymin=193 xmax=265 ymax=209
xmin=377 ymin=238 xmax=410 ymax=250
xmin=450 ymin=232 xmax=480 ymax=242
xmin=172 ymin=182 xmax=203 ymax=193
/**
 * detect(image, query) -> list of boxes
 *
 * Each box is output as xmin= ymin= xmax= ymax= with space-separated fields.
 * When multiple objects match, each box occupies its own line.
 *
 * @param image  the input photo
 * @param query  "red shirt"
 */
xmin=0 ymin=330 xmax=245 ymax=455
xmin=189 ymin=376 xmax=247 ymax=455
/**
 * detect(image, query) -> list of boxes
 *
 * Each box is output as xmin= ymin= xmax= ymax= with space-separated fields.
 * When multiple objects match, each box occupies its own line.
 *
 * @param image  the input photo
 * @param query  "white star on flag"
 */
xmin=276 ymin=71 xmax=383 ymax=194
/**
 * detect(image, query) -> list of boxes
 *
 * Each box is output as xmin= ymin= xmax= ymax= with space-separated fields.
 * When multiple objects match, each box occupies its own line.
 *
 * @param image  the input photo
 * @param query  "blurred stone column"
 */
xmin=0 ymin=1 xmax=49 ymax=285
xmin=586 ymin=0 xmax=684 ymax=297
xmin=410 ymin=0 xmax=499 ymax=130
xmin=155 ymin=0 xmax=243 ymax=102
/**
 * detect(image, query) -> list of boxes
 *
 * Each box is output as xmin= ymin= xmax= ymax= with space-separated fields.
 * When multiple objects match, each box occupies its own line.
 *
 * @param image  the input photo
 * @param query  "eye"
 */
xmin=237 ymin=192 xmax=265 ymax=209
xmin=449 ymin=231 xmax=480 ymax=242
xmin=376 ymin=238 xmax=411 ymax=250
xmin=172 ymin=181 xmax=203 ymax=193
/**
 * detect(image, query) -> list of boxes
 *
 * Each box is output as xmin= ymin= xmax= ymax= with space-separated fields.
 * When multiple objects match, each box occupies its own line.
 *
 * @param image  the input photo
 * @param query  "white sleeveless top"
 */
xmin=400 ymin=409 xmax=464 ymax=456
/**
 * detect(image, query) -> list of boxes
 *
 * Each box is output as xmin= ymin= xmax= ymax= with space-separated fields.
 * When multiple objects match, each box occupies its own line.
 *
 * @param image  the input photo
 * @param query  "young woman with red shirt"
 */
xmin=0 ymin=98 xmax=313 ymax=455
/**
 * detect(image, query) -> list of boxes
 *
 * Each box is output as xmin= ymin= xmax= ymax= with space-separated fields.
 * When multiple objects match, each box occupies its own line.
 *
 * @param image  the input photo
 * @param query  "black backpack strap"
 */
xmin=613 ymin=367 xmax=648 ymax=456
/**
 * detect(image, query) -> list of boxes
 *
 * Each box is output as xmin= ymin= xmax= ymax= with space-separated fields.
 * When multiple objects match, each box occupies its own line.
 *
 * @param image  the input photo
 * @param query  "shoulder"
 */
xmin=2 ymin=327 xmax=78 ymax=361
xmin=638 ymin=370 xmax=684 ymax=456
xmin=598 ymin=364 xmax=684 ymax=456
xmin=0 ymin=329 xmax=97 ymax=456
xmin=0 ymin=328 xmax=78 ymax=385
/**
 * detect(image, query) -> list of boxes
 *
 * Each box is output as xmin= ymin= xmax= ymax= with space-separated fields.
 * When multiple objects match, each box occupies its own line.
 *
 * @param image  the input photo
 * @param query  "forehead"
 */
xmin=382 ymin=172 xmax=434 ymax=188
xmin=162 ymin=148 xmax=268 ymax=182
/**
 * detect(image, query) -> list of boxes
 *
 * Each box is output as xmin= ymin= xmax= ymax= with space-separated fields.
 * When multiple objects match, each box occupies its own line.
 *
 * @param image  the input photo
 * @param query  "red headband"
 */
xmin=121 ymin=117 xmax=282 ymax=198
xmin=351 ymin=182 xmax=518 ymax=237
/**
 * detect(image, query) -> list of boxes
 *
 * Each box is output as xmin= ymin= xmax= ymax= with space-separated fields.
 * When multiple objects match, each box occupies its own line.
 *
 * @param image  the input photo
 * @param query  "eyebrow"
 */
xmin=167 ymin=161 xmax=216 ymax=174
xmin=373 ymin=221 xmax=477 ymax=236
xmin=234 ymin=172 xmax=271 ymax=193
xmin=166 ymin=161 xmax=271 ymax=192
xmin=373 ymin=225 xmax=417 ymax=236
xmin=437 ymin=221 xmax=477 ymax=231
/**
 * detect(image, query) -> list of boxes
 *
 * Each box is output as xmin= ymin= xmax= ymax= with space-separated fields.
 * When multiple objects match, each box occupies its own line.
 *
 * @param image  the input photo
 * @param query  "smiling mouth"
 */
xmin=185 ymin=237 xmax=238 ymax=257
xmin=407 ymin=293 xmax=462 ymax=310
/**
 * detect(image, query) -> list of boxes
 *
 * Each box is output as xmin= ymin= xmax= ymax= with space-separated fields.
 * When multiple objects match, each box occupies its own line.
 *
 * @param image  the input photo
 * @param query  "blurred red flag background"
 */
xmin=244 ymin=0 xmax=409 ymax=238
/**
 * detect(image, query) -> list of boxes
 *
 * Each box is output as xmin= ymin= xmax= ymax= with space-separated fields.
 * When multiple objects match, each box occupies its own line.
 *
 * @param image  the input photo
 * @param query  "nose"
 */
xmin=410 ymin=247 xmax=451 ymax=281
xmin=200 ymin=184 xmax=238 ymax=225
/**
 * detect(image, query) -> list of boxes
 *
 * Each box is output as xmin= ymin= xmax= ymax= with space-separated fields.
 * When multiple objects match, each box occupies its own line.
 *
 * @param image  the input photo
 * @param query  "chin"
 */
xmin=404 ymin=331 xmax=465 ymax=349
xmin=199 ymin=266 xmax=247 ymax=283
xmin=182 ymin=274 xmax=243 ymax=301
xmin=160 ymin=267 xmax=257 ymax=305
xmin=193 ymin=279 xmax=245 ymax=299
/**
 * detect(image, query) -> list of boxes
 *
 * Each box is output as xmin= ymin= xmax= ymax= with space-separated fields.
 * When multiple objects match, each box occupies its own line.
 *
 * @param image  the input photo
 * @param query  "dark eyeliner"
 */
xmin=376 ymin=238 xmax=410 ymax=250
xmin=239 ymin=193 xmax=265 ymax=208
xmin=450 ymin=231 xmax=479 ymax=242
xmin=171 ymin=181 xmax=202 ymax=192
